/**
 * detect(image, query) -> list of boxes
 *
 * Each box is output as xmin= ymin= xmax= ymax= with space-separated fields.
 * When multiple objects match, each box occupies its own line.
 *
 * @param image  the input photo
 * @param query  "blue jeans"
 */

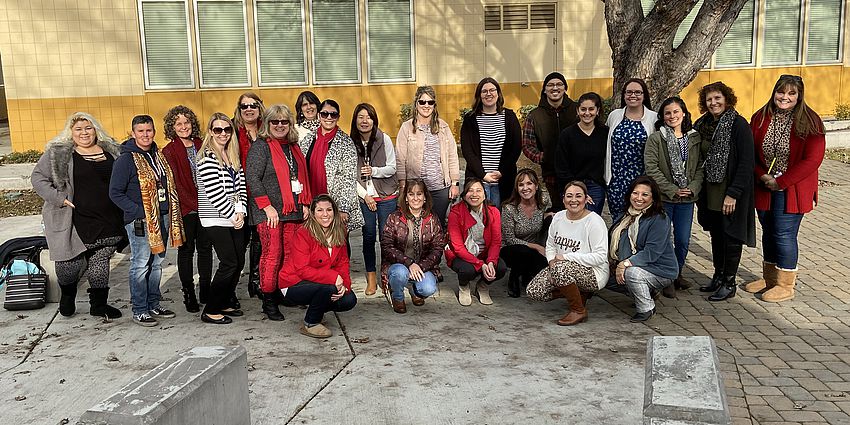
xmin=125 ymin=214 xmax=169 ymax=316
xmin=757 ymin=190 xmax=804 ymax=270
xmin=585 ymin=180 xmax=606 ymax=216
xmin=360 ymin=197 xmax=398 ymax=272
xmin=663 ymin=202 xmax=695 ymax=272
xmin=483 ymin=182 xmax=501 ymax=209
xmin=387 ymin=263 xmax=438 ymax=302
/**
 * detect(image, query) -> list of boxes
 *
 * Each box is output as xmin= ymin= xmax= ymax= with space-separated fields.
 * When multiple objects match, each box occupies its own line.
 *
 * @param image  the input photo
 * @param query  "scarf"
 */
xmin=703 ymin=108 xmax=737 ymax=183
xmin=661 ymin=126 xmax=689 ymax=189
xmin=762 ymin=109 xmax=793 ymax=175
xmin=267 ymin=137 xmax=312 ymax=214
xmin=404 ymin=213 xmax=423 ymax=262
xmin=609 ymin=204 xmax=650 ymax=261
xmin=300 ymin=119 xmax=320 ymax=133
xmin=308 ymin=127 xmax=336 ymax=195
xmin=131 ymin=151 xmax=184 ymax=254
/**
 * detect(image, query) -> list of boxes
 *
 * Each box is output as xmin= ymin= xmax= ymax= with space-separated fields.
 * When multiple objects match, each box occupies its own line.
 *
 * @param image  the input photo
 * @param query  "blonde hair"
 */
xmin=233 ymin=92 xmax=265 ymax=129
xmin=411 ymin=86 xmax=440 ymax=135
xmin=304 ymin=195 xmax=348 ymax=248
xmin=47 ymin=112 xmax=117 ymax=148
xmin=197 ymin=112 xmax=240 ymax=171
xmin=258 ymin=104 xmax=299 ymax=144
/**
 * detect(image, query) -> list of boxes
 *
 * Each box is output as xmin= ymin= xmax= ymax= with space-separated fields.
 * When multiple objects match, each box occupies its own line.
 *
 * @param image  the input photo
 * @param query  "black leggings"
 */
xmin=704 ymin=210 xmax=744 ymax=278
xmin=500 ymin=244 xmax=548 ymax=284
xmin=177 ymin=213 xmax=213 ymax=289
xmin=282 ymin=281 xmax=357 ymax=325
xmin=204 ymin=226 xmax=246 ymax=315
xmin=450 ymin=257 xmax=508 ymax=284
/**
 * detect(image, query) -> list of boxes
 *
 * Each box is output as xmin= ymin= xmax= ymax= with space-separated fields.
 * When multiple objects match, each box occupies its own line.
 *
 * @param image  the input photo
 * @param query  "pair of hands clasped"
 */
xmin=480 ymin=262 xmax=497 ymax=281
xmin=331 ymin=275 xmax=347 ymax=301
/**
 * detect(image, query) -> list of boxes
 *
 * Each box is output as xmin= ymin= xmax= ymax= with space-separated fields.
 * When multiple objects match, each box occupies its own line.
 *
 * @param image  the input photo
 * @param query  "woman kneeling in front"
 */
xmin=381 ymin=179 xmax=445 ymax=313
xmin=278 ymin=195 xmax=357 ymax=338
xmin=609 ymin=176 xmax=678 ymax=322
xmin=526 ymin=181 xmax=608 ymax=326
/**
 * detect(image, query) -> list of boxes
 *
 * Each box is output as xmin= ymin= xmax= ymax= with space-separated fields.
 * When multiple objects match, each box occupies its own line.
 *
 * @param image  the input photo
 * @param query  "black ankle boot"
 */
xmin=708 ymin=276 xmax=737 ymax=301
xmin=88 ymin=288 xmax=122 ymax=319
xmin=507 ymin=272 xmax=521 ymax=298
xmin=183 ymin=287 xmax=200 ymax=313
xmin=59 ymin=284 xmax=77 ymax=317
xmin=262 ymin=292 xmax=284 ymax=321
xmin=699 ymin=274 xmax=723 ymax=292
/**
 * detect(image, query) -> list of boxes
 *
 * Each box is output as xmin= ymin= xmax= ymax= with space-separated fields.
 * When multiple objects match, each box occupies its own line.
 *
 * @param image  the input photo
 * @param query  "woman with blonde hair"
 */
xmin=396 ymin=86 xmax=460 ymax=226
xmin=278 ymin=195 xmax=357 ymax=338
xmin=32 ymin=112 xmax=125 ymax=318
xmin=196 ymin=112 xmax=248 ymax=324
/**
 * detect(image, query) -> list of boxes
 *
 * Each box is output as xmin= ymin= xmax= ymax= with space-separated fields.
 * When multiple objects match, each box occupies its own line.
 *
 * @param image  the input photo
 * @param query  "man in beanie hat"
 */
xmin=521 ymin=71 xmax=578 ymax=211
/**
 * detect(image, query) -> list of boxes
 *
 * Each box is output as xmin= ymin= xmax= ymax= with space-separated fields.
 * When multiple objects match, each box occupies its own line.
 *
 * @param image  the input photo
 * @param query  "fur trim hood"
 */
xmin=44 ymin=137 xmax=122 ymax=190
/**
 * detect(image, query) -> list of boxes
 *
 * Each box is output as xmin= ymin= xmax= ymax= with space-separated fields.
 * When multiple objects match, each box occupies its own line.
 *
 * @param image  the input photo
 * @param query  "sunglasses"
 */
xmin=211 ymin=126 xmax=233 ymax=135
xmin=779 ymin=74 xmax=803 ymax=83
xmin=239 ymin=103 xmax=260 ymax=110
xmin=417 ymin=100 xmax=436 ymax=106
xmin=319 ymin=111 xmax=340 ymax=119
xmin=268 ymin=119 xmax=290 ymax=126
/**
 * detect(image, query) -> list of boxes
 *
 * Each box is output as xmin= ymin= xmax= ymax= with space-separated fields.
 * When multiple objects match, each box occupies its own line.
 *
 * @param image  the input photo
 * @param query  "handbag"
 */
xmin=2 ymin=257 xmax=48 ymax=311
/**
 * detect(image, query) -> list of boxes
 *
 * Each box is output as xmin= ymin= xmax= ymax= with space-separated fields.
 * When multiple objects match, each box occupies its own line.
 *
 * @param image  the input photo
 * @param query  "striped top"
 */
xmin=476 ymin=112 xmax=506 ymax=173
xmin=419 ymin=124 xmax=445 ymax=191
xmin=197 ymin=150 xmax=247 ymax=228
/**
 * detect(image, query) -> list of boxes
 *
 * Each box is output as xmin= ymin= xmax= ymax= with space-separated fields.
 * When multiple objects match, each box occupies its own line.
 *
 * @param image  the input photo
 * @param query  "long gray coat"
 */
xmin=31 ymin=138 xmax=122 ymax=261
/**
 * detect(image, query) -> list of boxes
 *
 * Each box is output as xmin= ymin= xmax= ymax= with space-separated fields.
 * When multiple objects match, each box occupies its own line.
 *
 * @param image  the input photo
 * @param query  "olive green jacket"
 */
xmin=644 ymin=128 xmax=706 ymax=203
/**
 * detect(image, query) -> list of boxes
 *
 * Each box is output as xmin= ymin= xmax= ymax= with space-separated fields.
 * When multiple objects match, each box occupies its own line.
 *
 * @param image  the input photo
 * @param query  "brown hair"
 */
xmin=697 ymin=81 xmax=738 ymax=115
xmin=504 ymin=168 xmax=544 ymax=209
xmin=411 ymin=86 xmax=441 ymax=135
xmin=233 ymin=92 xmax=265 ymax=129
xmin=304 ymin=194 xmax=348 ymax=248
xmin=470 ymin=77 xmax=504 ymax=115
xmin=163 ymin=105 xmax=201 ymax=142
xmin=460 ymin=177 xmax=491 ymax=224
xmin=623 ymin=176 xmax=664 ymax=218
xmin=754 ymin=74 xmax=824 ymax=139
xmin=397 ymin=179 xmax=433 ymax=219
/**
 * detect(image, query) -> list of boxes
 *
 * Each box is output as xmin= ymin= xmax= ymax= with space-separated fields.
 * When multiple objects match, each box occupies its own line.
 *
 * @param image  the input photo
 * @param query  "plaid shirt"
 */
xmin=521 ymin=117 xmax=543 ymax=164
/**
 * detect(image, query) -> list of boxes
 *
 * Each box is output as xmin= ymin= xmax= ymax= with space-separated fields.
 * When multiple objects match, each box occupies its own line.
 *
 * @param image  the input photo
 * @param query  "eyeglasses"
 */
xmin=211 ymin=126 xmax=233 ymax=135
xmin=417 ymin=100 xmax=436 ymax=106
xmin=545 ymin=83 xmax=565 ymax=89
xmin=239 ymin=103 xmax=260 ymax=110
xmin=268 ymin=119 xmax=290 ymax=126
xmin=625 ymin=90 xmax=644 ymax=97
xmin=319 ymin=111 xmax=340 ymax=119
xmin=480 ymin=88 xmax=498 ymax=95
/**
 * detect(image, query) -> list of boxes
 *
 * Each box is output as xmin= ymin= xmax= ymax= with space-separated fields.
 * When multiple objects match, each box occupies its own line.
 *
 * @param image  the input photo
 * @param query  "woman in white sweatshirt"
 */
xmin=526 ymin=181 xmax=609 ymax=326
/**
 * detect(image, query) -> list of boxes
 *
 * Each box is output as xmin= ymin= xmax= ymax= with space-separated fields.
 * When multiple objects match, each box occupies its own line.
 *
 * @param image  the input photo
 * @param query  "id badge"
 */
xmin=291 ymin=180 xmax=303 ymax=194
xmin=158 ymin=188 xmax=167 ymax=202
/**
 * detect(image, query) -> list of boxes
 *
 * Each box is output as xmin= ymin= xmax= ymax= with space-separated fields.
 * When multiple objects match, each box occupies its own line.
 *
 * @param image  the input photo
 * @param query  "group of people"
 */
xmin=30 ymin=72 xmax=824 ymax=336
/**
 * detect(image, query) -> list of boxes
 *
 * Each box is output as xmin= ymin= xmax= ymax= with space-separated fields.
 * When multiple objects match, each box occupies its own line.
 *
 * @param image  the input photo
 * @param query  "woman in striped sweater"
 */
xmin=196 ymin=112 xmax=248 ymax=324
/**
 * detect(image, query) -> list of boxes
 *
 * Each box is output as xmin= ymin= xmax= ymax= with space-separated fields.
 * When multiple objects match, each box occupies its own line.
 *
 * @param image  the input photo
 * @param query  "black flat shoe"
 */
xmin=630 ymin=308 xmax=655 ymax=322
xmin=708 ymin=277 xmax=737 ymax=302
xmin=201 ymin=314 xmax=233 ymax=324
xmin=221 ymin=308 xmax=244 ymax=317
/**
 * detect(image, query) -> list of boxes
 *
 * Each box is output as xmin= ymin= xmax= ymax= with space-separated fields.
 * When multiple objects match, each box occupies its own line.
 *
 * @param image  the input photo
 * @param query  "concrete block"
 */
xmin=77 ymin=346 xmax=250 ymax=425
xmin=644 ymin=336 xmax=731 ymax=425
xmin=40 ymin=249 xmax=60 ymax=303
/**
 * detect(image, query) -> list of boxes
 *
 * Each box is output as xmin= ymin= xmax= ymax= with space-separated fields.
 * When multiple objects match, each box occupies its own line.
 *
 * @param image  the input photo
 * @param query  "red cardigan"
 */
xmin=278 ymin=226 xmax=351 ymax=290
xmin=751 ymin=112 xmax=825 ymax=214
xmin=161 ymin=137 xmax=203 ymax=217
xmin=444 ymin=202 xmax=501 ymax=270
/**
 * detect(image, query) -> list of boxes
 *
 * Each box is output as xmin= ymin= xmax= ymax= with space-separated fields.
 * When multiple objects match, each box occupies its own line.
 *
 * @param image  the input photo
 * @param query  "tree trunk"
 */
xmin=604 ymin=0 xmax=749 ymax=108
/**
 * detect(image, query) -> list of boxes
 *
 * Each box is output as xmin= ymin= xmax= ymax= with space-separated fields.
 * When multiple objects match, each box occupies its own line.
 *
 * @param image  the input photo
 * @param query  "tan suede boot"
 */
xmin=556 ymin=284 xmax=587 ymax=326
xmin=744 ymin=262 xmax=778 ymax=293
xmin=761 ymin=268 xmax=797 ymax=303
xmin=365 ymin=272 xmax=378 ymax=296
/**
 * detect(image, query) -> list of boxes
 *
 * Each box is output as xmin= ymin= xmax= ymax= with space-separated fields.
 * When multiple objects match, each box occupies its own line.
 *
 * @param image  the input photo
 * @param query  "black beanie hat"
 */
xmin=541 ymin=72 xmax=568 ymax=98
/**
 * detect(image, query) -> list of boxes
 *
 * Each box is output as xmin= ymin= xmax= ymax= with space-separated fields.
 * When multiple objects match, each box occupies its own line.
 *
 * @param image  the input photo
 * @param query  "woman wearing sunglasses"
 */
xmin=246 ymin=104 xmax=312 ymax=321
xmin=396 ymin=86 xmax=460 ymax=227
xmin=300 ymin=99 xmax=364 ymax=233
xmin=233 ymin=92 xmax=265 ymax=303
xmin=196 ymin=113 xmax=248 ymax=324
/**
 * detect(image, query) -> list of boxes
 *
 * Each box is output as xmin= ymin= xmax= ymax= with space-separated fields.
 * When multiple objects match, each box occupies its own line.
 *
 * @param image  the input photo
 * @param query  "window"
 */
xmin=195 ymin=0 xmax=251 ymax=87
xmin=762 ymin=0 xmax=803 ymax=65
xmin=483 ymin=4 xmax=556 ymax=31
xmin=366 ymin=0 xmax=414 ymax=82
xmin=807 ymin=0 xmax=844 ymax=63
xmin=715 ymin=0 xmax=756 ymax=67
xmin=138 ymin=0 xmax=194 ymax=89
xmin=311 ymin=0 xmax=360 ymax=84
xmin=254 ymin=0 xmax=307 ymax=85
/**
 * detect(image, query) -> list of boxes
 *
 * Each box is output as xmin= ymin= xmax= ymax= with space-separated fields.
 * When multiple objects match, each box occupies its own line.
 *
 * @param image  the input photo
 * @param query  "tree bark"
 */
xmin=604 ymin=0 xmax=749 ymax=108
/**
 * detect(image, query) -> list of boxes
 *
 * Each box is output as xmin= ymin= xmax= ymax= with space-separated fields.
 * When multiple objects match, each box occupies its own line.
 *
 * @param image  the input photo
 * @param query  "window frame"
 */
xmin=192 ymin=0 xmax=252 ymax=88
xmin=804 ymin=0 xmax=845 ymax=65
xmin=309 ymin=0 xmax=362 ymax=85
xmin=759 ymin=0 xmax=805 ymax=67
xmin=253 ymin=0 xmax=310 ymax=86
xmin=137 ymin=0 xmax=196 ymax=90
xmin=364 ymin=0 xmax=416 ymax=83
xmin=712 ymin=0 xmax=759 ymax=69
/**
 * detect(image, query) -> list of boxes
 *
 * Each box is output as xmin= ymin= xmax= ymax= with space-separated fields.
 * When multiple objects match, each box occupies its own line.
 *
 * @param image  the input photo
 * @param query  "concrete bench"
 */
xmin=77 ymin=346 xmax=250 ymax=425
xmin=643 ymin=336 xmax=731 ymax=425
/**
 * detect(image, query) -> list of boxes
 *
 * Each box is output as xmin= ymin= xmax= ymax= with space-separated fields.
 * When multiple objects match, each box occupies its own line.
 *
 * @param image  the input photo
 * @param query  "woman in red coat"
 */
xmin=278 ymin=195 xmax=357 ymax=338
xmin=446 ymin=178 xmax=507 ymax=306
xmin=748 ymin=74 xmax=825 ymax=302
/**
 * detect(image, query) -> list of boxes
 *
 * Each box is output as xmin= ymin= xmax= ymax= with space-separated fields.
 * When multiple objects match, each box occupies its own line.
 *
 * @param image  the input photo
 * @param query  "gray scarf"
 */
xmin=661 ymin=126 xmax=688 ymax=189
xmin=704 ymin=108 xmax=737 ymax=183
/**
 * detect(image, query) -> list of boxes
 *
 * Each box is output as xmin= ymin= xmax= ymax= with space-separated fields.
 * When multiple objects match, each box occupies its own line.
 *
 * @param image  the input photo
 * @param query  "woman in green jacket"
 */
xmin=644 ymin=97 xmax=704 ymax=297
